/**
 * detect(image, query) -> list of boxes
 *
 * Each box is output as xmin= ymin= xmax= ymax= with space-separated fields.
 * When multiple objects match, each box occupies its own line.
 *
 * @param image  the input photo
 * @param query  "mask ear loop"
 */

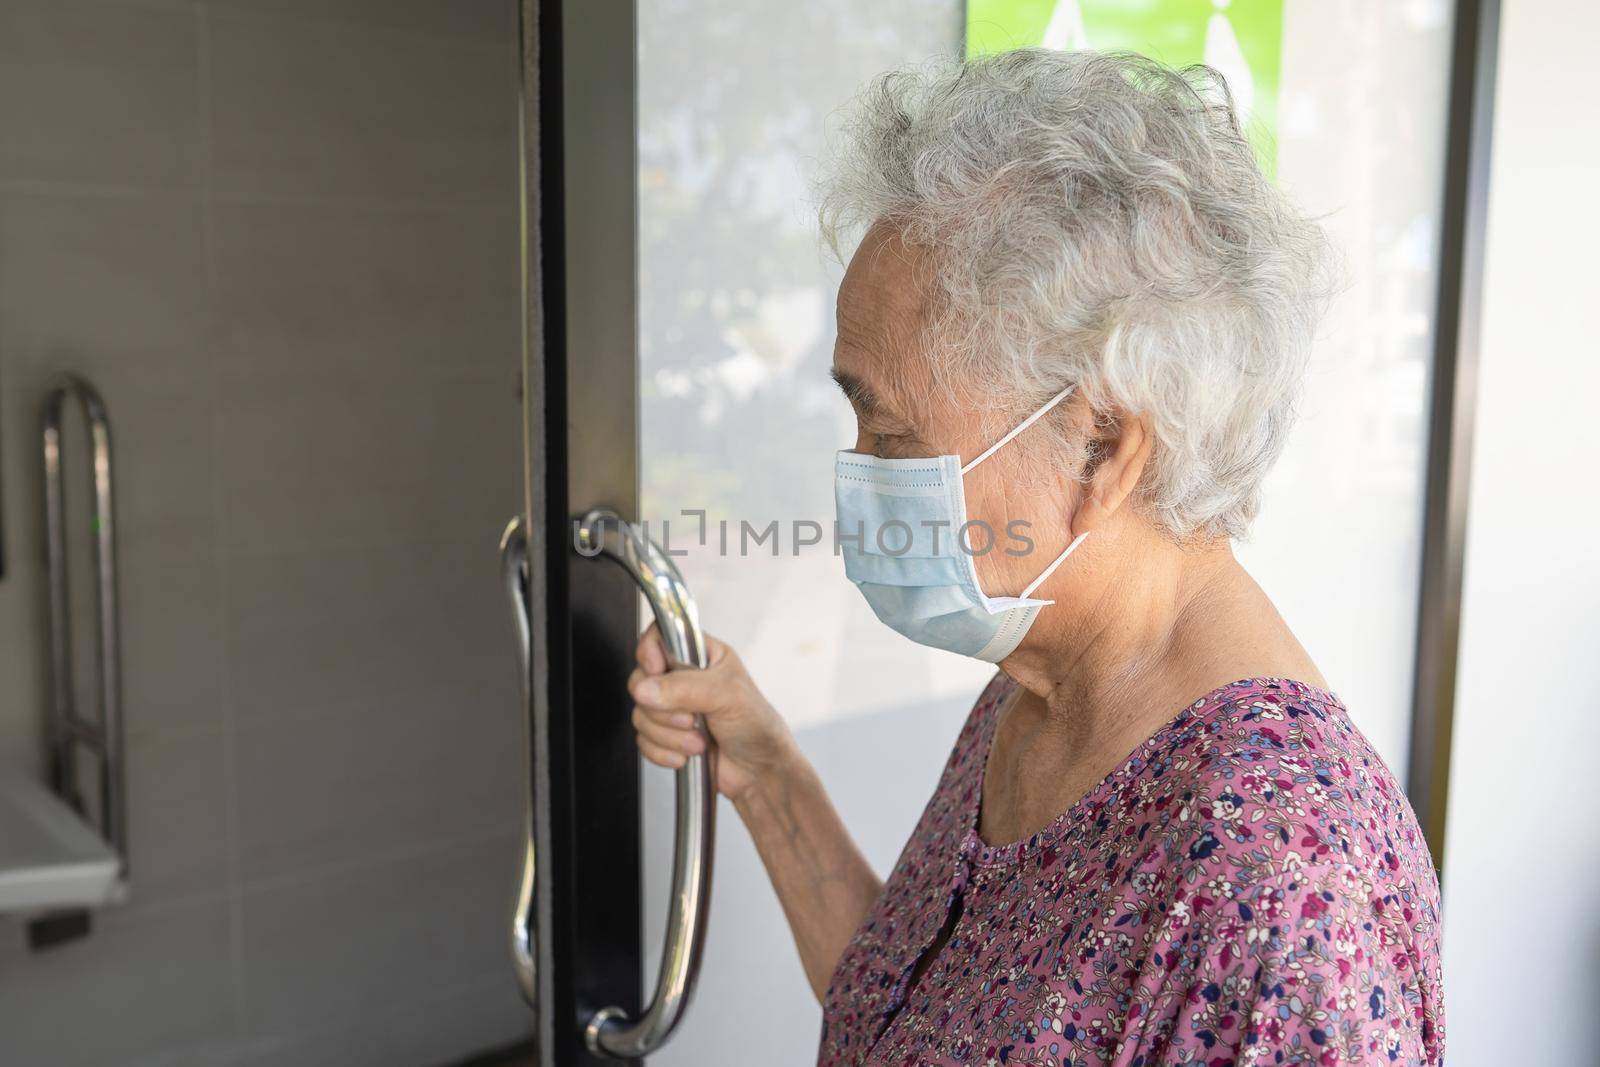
xmin=959 ymin=383 xmax=1084 ymax=599
xmin=959 ymin=384 xmax=1076 ymax=476
xmin=1020 ymin=530 xmax=1089 ymax=600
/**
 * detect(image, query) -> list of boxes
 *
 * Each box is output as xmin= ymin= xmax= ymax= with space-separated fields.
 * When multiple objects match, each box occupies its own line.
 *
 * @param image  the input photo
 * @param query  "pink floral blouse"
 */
xmin=819 ymin=674 xmax=1444 ymax=1066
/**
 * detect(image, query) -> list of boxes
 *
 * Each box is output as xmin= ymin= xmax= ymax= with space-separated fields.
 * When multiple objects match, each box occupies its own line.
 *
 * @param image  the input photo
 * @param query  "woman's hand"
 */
xmin=631 ymin=623 xmax=880 ymax=1000
xmin=627 ymin=624 xmax=798 ymax=802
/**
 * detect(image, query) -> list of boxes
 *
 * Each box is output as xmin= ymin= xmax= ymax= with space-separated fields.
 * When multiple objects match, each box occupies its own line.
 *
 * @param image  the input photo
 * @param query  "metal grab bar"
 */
xmin=575 ymin=508 xmax=715 ymax=1060
xmin=499 ymin=518 xmax=538 ymax=1007
xmin=41 ymin=376 xmax=127 ymax=889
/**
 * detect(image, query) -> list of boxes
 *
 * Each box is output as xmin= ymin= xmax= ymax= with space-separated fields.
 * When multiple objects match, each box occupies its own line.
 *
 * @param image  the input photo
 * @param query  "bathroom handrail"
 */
xmin=575 ymin=508 xmax=715 ymax=1060
xmin=42 ymin=376 xmax=127 ymax=887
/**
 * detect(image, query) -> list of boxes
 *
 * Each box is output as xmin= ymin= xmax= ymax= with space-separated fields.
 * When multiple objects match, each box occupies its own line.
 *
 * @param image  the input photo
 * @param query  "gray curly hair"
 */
xmin=813 ymin=48 xmax=1343 ymax=541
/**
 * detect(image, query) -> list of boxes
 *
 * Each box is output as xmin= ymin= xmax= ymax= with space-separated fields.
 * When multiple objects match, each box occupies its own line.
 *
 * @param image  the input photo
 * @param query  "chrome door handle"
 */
xmin=576 ymin=508 xmax=715 ymax=1059
xmin=499 ymin=518 xmax=539 ymax=1008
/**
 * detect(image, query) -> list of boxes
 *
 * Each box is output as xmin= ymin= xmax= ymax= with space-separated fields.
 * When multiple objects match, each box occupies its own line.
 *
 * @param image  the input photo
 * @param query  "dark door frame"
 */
xmin=519 ymin=0 xmax=645 ymax=1064
xmin=1407 ymin=0 xmax=1502 ymax=873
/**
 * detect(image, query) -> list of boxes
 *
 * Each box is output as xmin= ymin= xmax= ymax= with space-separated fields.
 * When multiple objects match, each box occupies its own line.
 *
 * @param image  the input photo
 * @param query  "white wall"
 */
xmin=1441 ymin=2 xmax=1600 ymax=1063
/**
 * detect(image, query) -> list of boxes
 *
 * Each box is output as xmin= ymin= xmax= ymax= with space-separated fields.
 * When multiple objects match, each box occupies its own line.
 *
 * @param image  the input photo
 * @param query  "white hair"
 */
xmin=813 ymin=48 xmax=1344 ymax=541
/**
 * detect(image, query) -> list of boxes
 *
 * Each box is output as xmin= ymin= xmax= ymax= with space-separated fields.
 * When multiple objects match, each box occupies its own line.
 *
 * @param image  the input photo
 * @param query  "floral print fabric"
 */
xmin=818 ymin=674 xmax=1444 ymax=1066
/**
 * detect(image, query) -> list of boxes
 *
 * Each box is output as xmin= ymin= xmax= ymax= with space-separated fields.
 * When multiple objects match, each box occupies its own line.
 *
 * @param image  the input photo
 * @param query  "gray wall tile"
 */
xmin=234 ymin=978 xmax=531 ymax=1067
xmin=117 ymin=539 xmax=228 ymax=738
xmin=207 ymin=199 xmax=520 ymax=559
xmin=102 ymin=379 xmax=218 ymax=557
xmin=213 ymin=370 xmax=519 ymax=557
xmin=0 ymin=1 xmax=200 ymax=189
xmin=233 ymin=671 xmax=520 ymax=885
xmin=0 ymin=897 xmax=237 ymax=1067
xmin=122 ymin=725 xmax=232 ymax=904
xmin=222 ymin=537 xmax=513 ymax=728
xmin=209 ymin=199 xmax=519 ymax=384
xmin=0 ymin=384 xmax=49 ymax=773
xmin=238 ymin=832 xmax=521 ymax=1038
xmin=208 ymin=8 xmax=517 ymax=205
xmin=0 ymin=188 xmax=208 ymax=383
xmin=205 ymin=0 xmax=515 ymax=45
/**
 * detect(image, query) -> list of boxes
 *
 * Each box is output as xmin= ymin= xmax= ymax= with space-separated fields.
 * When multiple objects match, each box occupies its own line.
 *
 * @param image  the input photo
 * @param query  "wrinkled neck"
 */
xmin=999 ymin=523 xmax=1239 ymax=751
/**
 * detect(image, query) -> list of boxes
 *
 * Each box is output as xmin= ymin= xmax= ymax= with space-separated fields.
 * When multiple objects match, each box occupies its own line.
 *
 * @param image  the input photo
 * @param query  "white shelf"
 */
xmin=0 ymin=770 xmax=121 ymax=913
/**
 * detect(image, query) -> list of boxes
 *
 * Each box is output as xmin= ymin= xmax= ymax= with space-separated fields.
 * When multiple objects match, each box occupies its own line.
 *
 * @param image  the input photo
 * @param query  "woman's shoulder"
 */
xmin=1135 ymin=676 xmax=1437 ymax=898
xmin=1115 ymin=679 xmax=1445 ymax=1062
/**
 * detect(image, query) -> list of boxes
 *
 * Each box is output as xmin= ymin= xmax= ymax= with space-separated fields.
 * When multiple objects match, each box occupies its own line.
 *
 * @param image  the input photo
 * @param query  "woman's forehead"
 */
xmin=835 ymin=227 xmax=932 ymax=388
xmin=840 ymin=221 xmax=926 ymax=317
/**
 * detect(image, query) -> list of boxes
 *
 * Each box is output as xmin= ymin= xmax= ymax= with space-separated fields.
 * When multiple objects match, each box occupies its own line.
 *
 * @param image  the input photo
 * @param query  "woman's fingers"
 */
xmin=636 ymin=733 xmax=687 ymax=770
xmin=628 ymin=688 xmax=696 ymax=729
xmin=627 ymin=661 xmax=736 ymax=718
xmin=631 ymin=705 xmax=704 ymax=756
xmin=636 ymin=623 xmax=668 ymax=676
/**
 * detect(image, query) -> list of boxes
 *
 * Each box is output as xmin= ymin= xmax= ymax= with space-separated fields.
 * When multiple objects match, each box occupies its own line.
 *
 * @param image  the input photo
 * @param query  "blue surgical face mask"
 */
xmin=834 ymin=385 xmax=1089 ymax=663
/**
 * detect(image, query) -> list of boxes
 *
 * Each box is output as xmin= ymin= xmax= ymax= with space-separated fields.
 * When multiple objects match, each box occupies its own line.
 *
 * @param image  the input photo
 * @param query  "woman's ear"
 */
xmin=1073 ymin=407 xmax=1153 ymax=534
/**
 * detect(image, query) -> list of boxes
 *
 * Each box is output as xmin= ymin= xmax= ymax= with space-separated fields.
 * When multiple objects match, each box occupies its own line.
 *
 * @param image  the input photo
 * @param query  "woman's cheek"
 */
xmin=967 ymin=516 xmax=1022 ymax=592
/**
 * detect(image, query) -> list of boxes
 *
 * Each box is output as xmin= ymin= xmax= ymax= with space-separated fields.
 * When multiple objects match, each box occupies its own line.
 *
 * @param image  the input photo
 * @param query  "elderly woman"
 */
xmin=629 ymin=49 xmax=1444 ymax=1066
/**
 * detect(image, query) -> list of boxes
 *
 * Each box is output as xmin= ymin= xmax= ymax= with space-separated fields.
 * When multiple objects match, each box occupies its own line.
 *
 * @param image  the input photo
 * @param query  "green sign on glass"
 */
xmin=966 ymin=0 xmax=1285 ymax=179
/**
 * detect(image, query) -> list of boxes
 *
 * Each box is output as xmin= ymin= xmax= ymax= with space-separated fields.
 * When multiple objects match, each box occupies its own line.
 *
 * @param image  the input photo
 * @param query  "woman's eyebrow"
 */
xmin=831 ymin=366 xmax=918 ymax=437
xmin=830 ymin=367 xmax=885 ymax=416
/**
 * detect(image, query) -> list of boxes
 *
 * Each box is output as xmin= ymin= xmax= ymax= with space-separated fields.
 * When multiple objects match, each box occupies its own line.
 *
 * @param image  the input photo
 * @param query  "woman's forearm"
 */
xmin=624 ymin=629 xmax=881 ymax=999
xmin=732 ymin=744 xmax=882 ymax=1001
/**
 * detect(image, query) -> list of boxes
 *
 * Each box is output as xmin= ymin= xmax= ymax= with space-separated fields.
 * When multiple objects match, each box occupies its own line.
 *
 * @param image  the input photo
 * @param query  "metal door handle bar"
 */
xmin=42 ymin=376 xmax=127 ymax=888
xmin=576 ymin=508 xmax=715 ymax=1059
xmin=500 ymin=518 xmax=538 ymax=1007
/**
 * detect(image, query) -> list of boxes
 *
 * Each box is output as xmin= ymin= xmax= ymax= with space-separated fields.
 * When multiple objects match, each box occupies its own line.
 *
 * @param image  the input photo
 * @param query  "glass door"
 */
xmin=531 ymin=1 xmax=1459 ymax=1063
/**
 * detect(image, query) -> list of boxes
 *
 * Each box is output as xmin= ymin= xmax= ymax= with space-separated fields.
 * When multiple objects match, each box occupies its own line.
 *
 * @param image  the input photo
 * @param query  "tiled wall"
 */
xmin=0 ymin=2 xmax=532 ymax=1063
